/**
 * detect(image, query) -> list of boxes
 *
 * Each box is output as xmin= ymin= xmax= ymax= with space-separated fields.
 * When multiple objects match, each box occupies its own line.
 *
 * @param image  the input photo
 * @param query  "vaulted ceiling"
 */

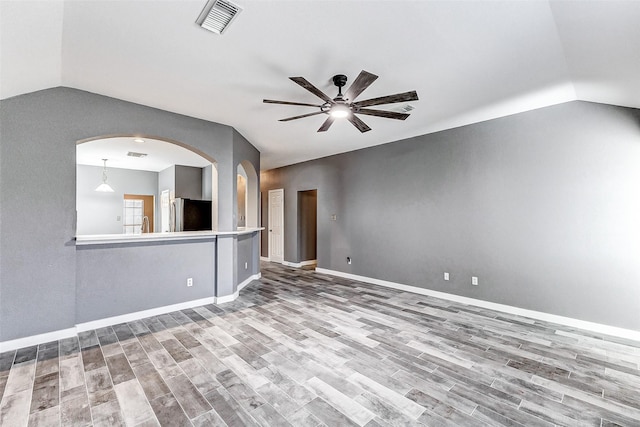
xmin=2 ymin=1 xmax=640 ymax=170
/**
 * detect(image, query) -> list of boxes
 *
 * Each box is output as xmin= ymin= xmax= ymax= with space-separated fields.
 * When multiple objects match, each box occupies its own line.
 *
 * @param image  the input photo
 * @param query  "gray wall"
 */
xmin=76 ymin=164 xmax=159 ymax=235
xmin=233 ymin=130 xmax=260 ymax=229
xmin=260 ymin=162 xmax=338 ymax=263
xmin=261 ymin=101 xmax=640 ymax=331
xmin=76 ymin=239 xmax=215 ymax=323
xmin=237 ymin=234 xmax=254 ymax=285
xmin=175 ymin=165 xmax=203 ymax=200
xmin=158 ymin=165 xmax=204 ymax=200
xmin=158 ymin=165 xmax=175 ymax=195
xmin=202 ymin=165 xmax=213 ymax=200
xmin=0 ymin=87 xmax=259 ymax=341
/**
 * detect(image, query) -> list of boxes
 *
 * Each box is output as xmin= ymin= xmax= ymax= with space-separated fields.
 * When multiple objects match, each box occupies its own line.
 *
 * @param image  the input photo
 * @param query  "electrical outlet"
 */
xmin=472 ymin=276 xmax=478 ymax=286
xmin=331 ymin=214 xmax=337 ymax=221
xmin=444 ymin=272 xmax=449 ymax=281
xmin=187 ymin=278 xmax=193 ymax=287
xmin=244 ymin=262 xmax=248 ymax=270
xmin=347 ymin=256 xmax=352 ymax=264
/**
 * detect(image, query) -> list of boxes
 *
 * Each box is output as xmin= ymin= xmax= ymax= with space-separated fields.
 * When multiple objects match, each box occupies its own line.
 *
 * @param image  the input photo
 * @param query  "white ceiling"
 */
xmin=3 ymin=1 xmax=640 ymax=171
xmin=77 ymin=137 xmax=211 ymax=172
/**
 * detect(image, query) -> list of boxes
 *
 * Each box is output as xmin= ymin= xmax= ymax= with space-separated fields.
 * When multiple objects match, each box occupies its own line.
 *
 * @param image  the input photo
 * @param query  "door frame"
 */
xmin=124 ymin=194 xmax=155 ymax=233
xmin=268 ymin=188 xmax=284 ymax=263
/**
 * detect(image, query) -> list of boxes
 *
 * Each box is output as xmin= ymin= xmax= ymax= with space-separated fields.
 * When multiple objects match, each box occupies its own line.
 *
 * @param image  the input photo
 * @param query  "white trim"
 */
xmin=238 ymin=273 xmax=261 ymax=291
xmin=0 ymin=328 xmax=78 ymax=353
xmin=0 ymin=273 xmax=265 ymax=351
xmin=76 ymin=297 xmax=216 ymax=332
xmin=216 ymin=272 xmax=261 ymax=304
xmin=260 ymin=256 xmax=270 ymax=262
xmin=316 ymin=268 xmax=640 ymax=343
xmin=216 ymin=291 xmax=239 ymax=304
xmin=282 ymin=260 xmax=317 ymax=268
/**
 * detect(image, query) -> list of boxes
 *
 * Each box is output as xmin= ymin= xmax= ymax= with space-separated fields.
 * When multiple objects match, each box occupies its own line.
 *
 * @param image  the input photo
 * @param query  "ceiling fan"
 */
xmin=264 ymin=70 xmax=419 ymax=133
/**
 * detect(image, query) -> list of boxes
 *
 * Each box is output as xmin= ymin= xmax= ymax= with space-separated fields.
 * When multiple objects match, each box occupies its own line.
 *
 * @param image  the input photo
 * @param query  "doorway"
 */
xmin=268 ymin=189 xmax=284 ymax=263
xmin=297 ymin=190 xmax=317 ymax=263
xmin=123 ymin=194 xmax=154 ymax=234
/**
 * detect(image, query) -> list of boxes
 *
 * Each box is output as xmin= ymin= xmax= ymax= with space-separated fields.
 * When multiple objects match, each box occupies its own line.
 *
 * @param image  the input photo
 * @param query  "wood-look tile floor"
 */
xmin=1 ymin=262 xmax=640 ymax=426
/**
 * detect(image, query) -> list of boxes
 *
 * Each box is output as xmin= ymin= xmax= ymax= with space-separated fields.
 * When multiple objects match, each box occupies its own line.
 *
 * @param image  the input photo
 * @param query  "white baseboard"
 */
xmin=0 ymin=328 xmax=78 ymax=353
xmin=216 ymin=291 xmax=239 ymax=304
xmin=76 ymin=297 xmax=216 ymax=333
xmin=282 ymin=259 xmax=317 ymax=268
xmin=238 ymin=272 xmax=261 ymax=292
xmin=316 ymin=268 xmax=640 ymax=343
xmin=12 ymin=269 xmax=635 ymax=352
xmin=260 ymin=256 xmax=270 ymax=262
xmin=216 ymin=272 xmax=261 ymax=304
xmin=1 ymin=273 xmax=264 ymax=351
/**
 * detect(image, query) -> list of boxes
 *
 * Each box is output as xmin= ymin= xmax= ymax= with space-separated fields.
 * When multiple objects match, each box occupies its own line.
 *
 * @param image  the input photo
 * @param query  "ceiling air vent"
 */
xmin=127 ymin=151 xmax=148 ymax=158
xmin=196 ymin=0 xmax=242 ymax=35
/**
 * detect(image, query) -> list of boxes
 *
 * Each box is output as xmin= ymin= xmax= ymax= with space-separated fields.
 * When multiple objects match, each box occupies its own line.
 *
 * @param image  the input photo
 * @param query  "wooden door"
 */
xmin=124 ymin=194 xmax=154 ymax=233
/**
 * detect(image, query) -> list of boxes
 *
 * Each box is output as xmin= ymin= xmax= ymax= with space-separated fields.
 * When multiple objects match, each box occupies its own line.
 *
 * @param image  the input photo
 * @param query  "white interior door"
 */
xmin=268 ymin=189 xmax=284 ymax=263
xmin=161 ymin=190 xmax=170 ymax=232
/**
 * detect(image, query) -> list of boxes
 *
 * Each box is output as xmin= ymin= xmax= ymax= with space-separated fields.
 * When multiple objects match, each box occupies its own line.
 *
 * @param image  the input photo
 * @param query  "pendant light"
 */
xmin=95 ymin=159 xmax=115 ymax=192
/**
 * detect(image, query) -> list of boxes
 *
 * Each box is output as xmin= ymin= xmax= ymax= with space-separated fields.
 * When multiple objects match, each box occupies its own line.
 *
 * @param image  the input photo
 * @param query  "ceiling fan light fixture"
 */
xmin=330 ymin=104 xmax=350 ymax=119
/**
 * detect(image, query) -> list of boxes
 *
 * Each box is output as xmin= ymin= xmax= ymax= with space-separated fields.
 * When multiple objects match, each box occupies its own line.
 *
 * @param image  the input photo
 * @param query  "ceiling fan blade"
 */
xmin=353 ymin=90 xmax=419 ymax=108
xmin=264 ymin=99 xmax=323 ymax=108
xmin=347 ymin=114 xmax=372 ymax=133
xmin=290 ymin=77 xmax=333 ymax=103
xmin=317 ymin=116 xmax=336 ymax=132
xmin=279 ymin=111 xmax=326 ymax=122
xmin=344 ymin=70 xmax=378 ymax=102
xmin=355 ymin=108 xmax=410 ymax=120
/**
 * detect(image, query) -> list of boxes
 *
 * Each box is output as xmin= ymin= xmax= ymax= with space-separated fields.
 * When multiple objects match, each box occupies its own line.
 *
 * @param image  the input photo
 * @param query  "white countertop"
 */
xmin=76 ymin=228 xmax=263 ymax=245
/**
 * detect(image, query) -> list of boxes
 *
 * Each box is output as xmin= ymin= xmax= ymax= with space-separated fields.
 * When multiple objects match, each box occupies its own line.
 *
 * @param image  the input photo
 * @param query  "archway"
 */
xmin=76 ymin=135 xmax=219 ymax=234
xmin=237 ymin=160 xmax=259 ymax=229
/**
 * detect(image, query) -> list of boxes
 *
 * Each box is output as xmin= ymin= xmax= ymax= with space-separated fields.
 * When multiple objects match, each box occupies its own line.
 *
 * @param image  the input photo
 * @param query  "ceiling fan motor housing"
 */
xmin=332 ymin=74 xmax=348 ymax=99
xmin=332 ymin=74 xmax=348 ymax=88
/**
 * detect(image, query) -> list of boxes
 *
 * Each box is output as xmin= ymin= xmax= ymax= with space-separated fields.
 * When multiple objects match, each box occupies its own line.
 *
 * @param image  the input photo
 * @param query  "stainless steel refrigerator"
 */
xmin=170 ymin=198 xmax=212 ymax=232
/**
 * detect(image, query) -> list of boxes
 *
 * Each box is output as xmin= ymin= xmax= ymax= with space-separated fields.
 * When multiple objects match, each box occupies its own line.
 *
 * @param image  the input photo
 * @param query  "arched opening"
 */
xmin=76 ymin=135 xmax=219 ymax=235
xmin=237 ymin=160 xmax=259 ymax=229
xmin=237 ymin=164 xmax=247 ymax=228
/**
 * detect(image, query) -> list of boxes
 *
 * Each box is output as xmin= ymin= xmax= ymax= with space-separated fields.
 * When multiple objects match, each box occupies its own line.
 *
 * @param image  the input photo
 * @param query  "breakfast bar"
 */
xmin=75 ymin=228 xmax=262 ymax=328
